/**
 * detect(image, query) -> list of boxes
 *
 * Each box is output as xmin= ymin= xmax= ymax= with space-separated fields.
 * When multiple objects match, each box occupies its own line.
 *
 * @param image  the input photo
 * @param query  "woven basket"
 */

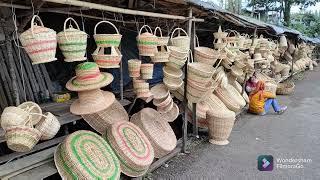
xmin=213 ymin=26 xmax=228 ymax=39
xmin=93 ymin=20 xmax=122 ymax=47
xmin=159 ymin=102 xmax=179 ymax=122
xmin=128 ymin=59 xmax=142 ymax=77
xmin=276 ymin=82 xmax=295 ymax=95
xmin=167 ymin=46 xmax=189 ymax=58
xmin=19 ymin=15 xmax=57 ymax=64
xmin=163 ymin=65 xmax=183 ymax=79
xmin=105 ymin=121 xmax=154 ymax=177
xmin=186 ymin=107 xmax=208 ymax=128
xmin=18 ymin=101 xmax=43 ymax=125
xmin=187 ymin=79 xmax=213 ymax=103
xmin=5 ymin=125 xmax=41 ymax=152
xmin=150 ymin=83 xmax=170 ymax=100
xmin=140 ymin=63 xmax=154 ymax=80
xmin=57 ymin=17 xmax=87 ymax=62
xmin=214 ymin=86 xmax=242 ymax=112
xmin=54 ymin=130 xmax=120 ymax=179
xmin=153 ymin=93 xmax=171 ymax=107
xmin=157 ymin=98 xmax=174 ymax=113
xmin=167 ymin=53 xmax=187 ymax=69
xmin=137 ymin=25 xmax=157 ymax=56
xmin=92 ymin=46 xmax=122 ymax=69
xmin=194 ymin=36 xmax=219 ymax=65
xmin=207 ymin=114 xmax=235 ymax=145
xmin=163 ymin=77 xmax=183 ymax=91
xmin=204 ymin=93 xmax=235 ymax=118
xmin=131 ymin=108 xmax=177 ymax=158
xmin=35 ymin=112 xmax=60 ymax=140
xmin=170 ymin=83 xmax=184 ymax=101
xmin=133 ymin=79 xmax=151 ymax=98
xmin=188 ymin=61 xmax=215 ymax=84
xmin=151 ymin=47 xmax=170 ymax=63
xmin=187 ymin=101 xmax=208 ymax=119
xmin=0 ymin=106 xmax=29 ymax=130
xmin=154 ymin=27 xmax=169 ymax=46
xmin=170 ymin=28 xmax=190 ymax=50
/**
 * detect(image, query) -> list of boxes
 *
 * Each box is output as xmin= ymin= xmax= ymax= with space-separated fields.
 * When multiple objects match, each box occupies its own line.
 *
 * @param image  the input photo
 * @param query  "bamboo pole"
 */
xmin=191 ymin=21 xmax=198 ymax=138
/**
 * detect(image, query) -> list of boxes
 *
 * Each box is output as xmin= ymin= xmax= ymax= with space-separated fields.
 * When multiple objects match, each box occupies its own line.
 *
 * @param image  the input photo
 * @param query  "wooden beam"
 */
xmin=19 ymin=0 xmax=45 ymax=31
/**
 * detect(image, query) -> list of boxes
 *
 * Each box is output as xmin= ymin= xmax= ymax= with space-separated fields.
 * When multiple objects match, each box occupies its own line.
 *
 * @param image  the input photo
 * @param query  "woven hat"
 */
xmin=70 ymin=89 xmax=115 ymax=115
xmin=54 ymin=130 xmax=120 ymax=179
xmin=66 ymin=62 xmax=113 ymax=92
xmin=18 ymin=101 xmax=43 ymax=125
xmin=82 ymin=100 xmax=128 ymax=134
xmin=159 ymin=102 xmax=179 ymax=122
xmin=150 ymin=83 xmax=170 ymax=99
xmin=131 ymin=108 xmax=177 ymax=158
xmin=105 ymin=121 xmax=154 ymax=177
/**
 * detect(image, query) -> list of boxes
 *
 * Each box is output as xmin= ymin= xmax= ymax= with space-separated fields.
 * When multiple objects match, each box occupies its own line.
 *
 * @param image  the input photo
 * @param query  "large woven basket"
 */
xmin=140 ymin=63 xmax=154 ymax=80
xmin=186 ymin=107 xmax=208 ymax=128
xmin=131 ymin=108 xmax=177 ymax=158
xmin=5 ymin=125 xmax=41 ymax=152
xmin=18 ymin=101 xmax=43 ymax=125
xmin=163 ymin=77 xmax=183 ymax=91
xmin=167 ymin=53 xmax=187 ymax=69
xmin=276 ymin=82 xmax=295 ymax=95
xmin=137 ymin=25 xmax=157 ymax=56
xmin=194 ymin=36 xmax=219 ymax=65
xmin=19 ymin=15 xmax=57 ymax=64
xmin=92 ymin=46 xmax=122 ymax=69
xmin=54 ymin=130 xmax=120 ymax=179
xmin=154 ymin=27 xmax=169 ymax=46
xmin=207 ymin=114 xmax=235 ymax=145
xmin=105 ymin=121 xmax=154 ymax=177
xmin=82 ymin=100 xmax=128 ymax=134
xmin=35 ymin=112 xmax=60 ymax=140
xmin=204 ymin=93 xmax=235 ymax=118
xmin=188 ymin=62 xmax=215 ymax=84
xmin=93 ymin=20 xmax=122 ymax=47
xmin=214 ymin=86 xmax=242 ymax=112
xmin=57 ymin=17 xmax=87 ymax=62
xmin=167 ymin=46 xmax=189 ymax=58
xmin=186 ymin=79 xmax=213 ymax=103
xmin=128 ymin=59 xmax=141 ymax=78
xmin=170 ymin=28 xmax=190 ymax=50
xmin=0 ymin=106 xmax=29 ymax=130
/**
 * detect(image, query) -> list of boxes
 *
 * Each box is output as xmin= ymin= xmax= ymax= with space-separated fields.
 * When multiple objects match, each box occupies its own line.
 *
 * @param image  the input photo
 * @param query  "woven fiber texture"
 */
xmin=159 ymin=102 xmax=179 ymax=122
xmin=137 ymin=25 xmax=157 ymax=56
xmin=131 ymin=108 xmax=177 ymax=158
xmin=105 ymin=121 xmax=154 ymax=177
xmin=170 ymin=28 xmax=190 ymax=50
xmin=207 ymin=114 xmax=235 ymax=146
xmin=54 ymin=130 xmax=120 ymax=180
xmin=0 ymin=106 xmax=29 ymax=130
xmin=93 ymin=20 xmax=122 ymax=47
xmin=204 ymin=93 xmax=235 ymax=119
xmin=82 ymin=100 xmax=129 ymax=134
xmin=35 ymin=112 xmax=60 ymax=140
xmin=276 ymin=82 xmax=295 ymax=95
xmin=140 ymin=63 xmax=154 ymax=80
xmin=150 ymin=83 xmax=169 ymax=99
xmin=92 ymin=47 xmax=122 ymax=69
xmin=18 ymin=101 xmax=43 ymax=125
xmin=214 ymin=86 xmax=242 ymax=112
xmin=128 ymin=59 xmax=142 ymax=78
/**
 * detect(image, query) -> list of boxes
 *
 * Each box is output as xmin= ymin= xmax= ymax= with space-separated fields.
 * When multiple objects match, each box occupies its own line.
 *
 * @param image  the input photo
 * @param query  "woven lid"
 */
xmin=17 ymin=101 xmax=42 ymax=125
xmin=131 ymin=108 xmax=177 ymax=158
xmin=54 ymin=130 xmax=120 ymax=180
xmin=205 ymin=93 xmax=235 ymax=118
xmin=150 ymin=83 xmax=170 ymax=99
xmin=66 ymin=62 xmax=114 ymax=92
xmin=159 ymin=102 xmax=179 ymax=122
xmin=105 ymin=121 xmax=154 ymax=177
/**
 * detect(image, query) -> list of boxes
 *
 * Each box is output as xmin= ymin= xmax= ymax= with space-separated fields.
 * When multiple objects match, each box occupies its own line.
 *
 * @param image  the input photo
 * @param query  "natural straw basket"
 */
xmin=276 ymin=82 xmax=295 ymax=95
xmin=167 ymin=53 xmax=187 ymax=69
xmin=150 ymin=83 xmax=170 ymax=100
xmin=214 ymin=86 xmax=242 ymax=112
xmin=82 ymin=100 xmax=129 ymax=134
xmin=35 ymin=112 xmax=60 ymax=140
xmin=163 ymin=65 xmax=183 ymax=79
xmin=0 ymin=106 xmax=29 ymax=130
xmin=159 ymin=102 xmax=179 ymax=122
xmin=167 ymin=46 xmax=189 ymax=58
xmin=128 ymin=59 xmax=142 ymax=78
xmin=137 ymin=25 xmax=157 ymax=56
xmin=18 ymin=101 xmax=43 ymax=125
xmin=19 ymin=15 xmax=57 ymax=64
xmin=170 ymin=28 xmax=190 ymax=50
xmin=150 ymin=47 xmax=170 ymax=63
xmin=133 ymin=80 xmax=152 ymax=98
xmin=187 ymin=79 xmax=214 ymax=103
xmin=140 ymin=63 xmax=154 ymax=80
xmin=92 ymin=46 xmax=122 ymax=69
xmin=93 ymin=20 xmax=122 ymax=47
xmin=188 ymin=101 xmax=208 ymax=119
xmin=57 ymin=17 xmax=87 ymax=62
xmin=205 ymin=93 xmax=235 ymax=119
xmin=54 ymin=130 xmax=120 ymax=179
xmin=207 ymin=114 xmax=235 ymax=145
xmin=131 ymin=108 xmax=177 ymax=158
xmin=5 ymin=124 xmax=41 ymax=152
xmin=194 ymin=36 xmax=219 ymax=65
xmin=163 ymin=77 xmax=183 ymax=90
xmin=105 ymin=121 xmax=154 ymax=177
xmin=186 ymin=107 xmax=208 ymax=128
xmin=154 ymin=27 xmax=169 ymax=46
xmin=157 ymin=98 xmax=174 ymax=113
xmin=153 ymin=93 xmax=171 ymax=107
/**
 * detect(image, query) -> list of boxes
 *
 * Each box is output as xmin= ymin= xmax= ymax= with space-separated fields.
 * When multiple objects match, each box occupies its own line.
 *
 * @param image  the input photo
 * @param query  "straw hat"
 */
xmin=54 ymin=130 xmax=120 ymax=179
xmin=150 ymin=83 xmax=170 ymax=99
xmin=159 ymin=102 xmax=179 ymax=122
xmin=66 ymin=62 xmax=114 ymax=91
xmin=131 ymin=108 xmax=177 ymax=158
xmin=70 ymin=89 xmax=115 ymax=115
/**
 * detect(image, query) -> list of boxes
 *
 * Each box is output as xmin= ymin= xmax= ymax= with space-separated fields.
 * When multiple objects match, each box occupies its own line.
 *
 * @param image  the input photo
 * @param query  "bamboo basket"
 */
xmin=153 ymin=93 xmax=172 ymax=107
xmin=214 ymin=86 xmax=242 ymax=112
xmin=194 ymin=36 xmax=219 ymax=65
xmin=207 ymin=114 xmax=235 ymax=145
xmin=92 ymin=46 xmax=122 ymax=68
xmin=276 ymin=82 xmax=295 ymax=95
xmin=35 ymin=112 xmax=60 ymax=140
xmin=188 ymin=62 xmax=215 ymax=83
xmin=154 ymin=27 xmax=169 ymax=46
xmin=19 ymin=15 xmax=57 ymax=64
xmin=170 ymin=28 xmax=190 ymax=50
xmin=159 ymin=102 xmax=179 ymax=122
xmin=151 ymin=47 xmax=170 ymax=63
xmin=157 ymin=98 xmax=174 ymax=113
xmin=57 ymin=17 xmax=87 ymax=62
xmin=93 ymin=20 xmax=122 ymax=47
xmin=0 ymin=106 xmax=29 ymax=130
xmin=163 ymin=65 xmax=183 ymax=79
xmin=265 ymin=81 xmax=278 ymax=96
xmin=137 ymin=25 xmax=157 ymax=56
xmin=140 ymin=63 xmax=154 ymax=80
xmin=163 ymin=77 xmax=183 ymax=91
xmin=150 ymin=83 xmax=170 ymax=100
xmin=187 ymin=101 xmax=208 ymax=119
xmin=18 ymin=101 xmax=43 ymax=125
xmin=128 ymin=59 xmax=142 ymax=77
xmin=167 ymin=46 xmax=189 ymax=58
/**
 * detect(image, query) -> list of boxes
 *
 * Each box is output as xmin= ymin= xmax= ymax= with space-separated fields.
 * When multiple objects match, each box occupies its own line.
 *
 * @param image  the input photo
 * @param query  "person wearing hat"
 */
xmin=249 ymin=81 xmax=287 ymax=115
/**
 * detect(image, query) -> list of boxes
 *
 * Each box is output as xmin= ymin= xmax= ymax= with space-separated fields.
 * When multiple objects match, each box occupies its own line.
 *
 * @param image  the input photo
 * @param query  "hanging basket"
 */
xmin=137 ymin=25 xmax=157 ymax=56
xmin=133 ymin=79 xmax=151 ymax=98
xmin=159 ymin=102 xmax=179 ymax=122
xmin=168 ymin=46 xmax=189 ymax=58
xmin=35 ymin=112 xmax=60 ymax=140
xmin=150 ymin=47 xmax=170 ymax=63
xmin=194 ymin=36 xmax=219 ymax=65
xmin=163 ymin=65 xmax=183 ymax=79
xmin=19 ymin=15 xmax=57 ymax=64
xmin=140 ymin=63 xmax=154 ymax=80
xmin=188 ymin=61 xmax=215 ymax=84
xmin=92 ymin=46 xmax=122 ymax=68
xmin=154 ymin=27 xmax=169 ymax=46
xmin=276 ymin=82 xmax=295 ymax=95
xmin=93 ymin=20 xmax=122 ymax=47
xmin=187 ymin=79 xmax=214 ymax=103
xmin=128 ymin=59 xmax=142 ymax=77
xmin=166 ymin=53 xmax=187 ymax=69
xmin=157 ymin=98 xmax=174 ymax=113
xmin=18 ymin=101 xmax=43 ymax=125
xmin=57 ymin=17 xmax=87 ymax=62
xmin=0 ymin=106 xmax=29 ymax=130
xmin=170 ymin=28 xmax=190 ymax=50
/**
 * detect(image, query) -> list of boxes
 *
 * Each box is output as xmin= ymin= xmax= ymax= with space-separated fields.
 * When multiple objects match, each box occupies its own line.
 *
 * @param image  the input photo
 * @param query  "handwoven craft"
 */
xmin=19 ymin=15 xmax=57 ymax=64
xmin=150 ymin=83 xmax=170 ymax=100
xmin=54 ymin=130 xmax=120 ymax=179
xmin=128 ymin=59 xmax=142 ymax=78
xmin=133 ymin=79 xmax=152 ymax=98
xmin=93 ymin=20 xmax=122 ymax=47
xmin=170 ymin=28 xmax=190 ymax=50
xmin=18 ymin=101 xmax=43 ymax=125
xmin=159 ymin=102 xmax=179 ymax=122
xmin=167 ymin=46 xmax=189 ymax=58
xmin=163 ymin=65 xmax=183 ymax=79
xmin=154 ymin=27 xmax=169 ymax=46
xmin=0 ymin=106 xmax=29 ymax=130
xmin=163 ymin=77 xmax=183 ymax=91
xmin=157 ymin=98 xmax=174 ymax=113
xmin=82 ymin=100 xmax=128 ymax=134
xmin=187 ymin=79 xmax=214 ymax=103
xmin=153 ymin=93 xmax=172 ymax=107
xmin=214 ymin=86 xmax=242 ymax=112
xmin=105 ymin=121 xmax=154 ymax=177
xmin=194 ymin=36 xmax=219 ymax=65
xmin=57 ymin=17 xmax=87 ymax=62
xmin=131 ymin=108 xmax=177 ymax=158
xmin=188 ymin=62 xmax=215 ymax=83
xmin=186 ymin=107 xmax=208 ymax=128
xmin=35 ymin=112 xmax=60 ymax=140
xmin=140 ymin=63 xmax=154 ymax=80
xmin=137 ymin=25 xmax=157 ymax=56
xmin=92 ymin=47 xmax=122 ymax=69
xmin=188 ymin=101 xmax=208 ymax=119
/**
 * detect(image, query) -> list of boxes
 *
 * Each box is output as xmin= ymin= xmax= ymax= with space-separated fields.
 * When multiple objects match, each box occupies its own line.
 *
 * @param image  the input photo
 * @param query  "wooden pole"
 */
xmin=191 ymin=21 xmax=198 ymax=138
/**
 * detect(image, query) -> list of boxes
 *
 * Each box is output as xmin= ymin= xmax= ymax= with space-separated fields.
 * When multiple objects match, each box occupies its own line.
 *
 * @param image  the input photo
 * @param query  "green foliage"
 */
xmin=290 ymin=12 xmax=320 ymax=37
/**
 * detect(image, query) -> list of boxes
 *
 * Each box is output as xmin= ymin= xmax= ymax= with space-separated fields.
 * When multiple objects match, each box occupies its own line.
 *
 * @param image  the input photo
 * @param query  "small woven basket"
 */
xmin=19 ymin=15 xmax=57 ymax=64
xmin=150 ymin=83 xmax=170 ymax=100
xmin=167 ymin=46 xmax=189 ymax=58
xmin=18 ymin=101 xmax=43 ymax=125
xmin=187 ymin=79 xmax=213 ymax=103
xmin=170 ymin=28 xmax=190 ymax=50
xmin=0 ymin=106 xmax=29 ymax=130
xmin=128 ymin=59 xmax=142 ymax=78
xmin=153 ymin=93 xmax=171 ymax=107
xmin=163 ymin=77 xmax=183 ymax=90
xmin=35 ymin=112 xmax=60 ymax=140
xmin=194 ymin=36 xmax=219 ymax=65
xmin=93 ymin=20 xmax=122 ymax=47
xmin=57 ymin=17 xmax=87 ymax=62
xmin=276 ymin=82 xmax=295 ymax=95
xmin=154 ymin=27 xmax=169 ymax=46
xmin=167 ymin=54 xmax=187 ymax=69
xmin=188 ymin=62 xmax=215 ymax=83
xmin=159 ymin=103 xmax=179 ymax=122
xmin=140 ymin=63 xmax=154 ymax=80
xmin=163 ymin=65 xmax=183 ymax=79
xmin=157 ymin=98 xmax=174 ymax=113
xmin=131 ymin=108 xmax=177 ymax=158
xmin=92 ymin=46 xmax=122 ymax=69
xmin=137 ymin=25 xmax=157 ymax=56
xmin=151 ymin=47 xmax=170 ymax=63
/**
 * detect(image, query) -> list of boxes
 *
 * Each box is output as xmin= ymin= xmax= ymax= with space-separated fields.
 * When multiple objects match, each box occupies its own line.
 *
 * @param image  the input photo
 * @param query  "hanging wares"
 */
xmin=170 ymin=28 xmax=190 ymax=50
xmin=93 ymin=20 xmax=122 ymax=47
xmin=137 ymin=25 xmax=157 ymax=56
xmin=92 ymin=47 xmax=122 ymax=68
xmin=151 ymin=27 xmax=170 ymax=63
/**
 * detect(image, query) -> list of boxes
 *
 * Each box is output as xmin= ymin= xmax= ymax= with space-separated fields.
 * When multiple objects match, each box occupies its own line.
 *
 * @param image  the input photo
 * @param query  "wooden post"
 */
xmin=191 ymin=21 xmax=198 ymax=138
xmin=1 ymin=20 xmax=20 ymax=105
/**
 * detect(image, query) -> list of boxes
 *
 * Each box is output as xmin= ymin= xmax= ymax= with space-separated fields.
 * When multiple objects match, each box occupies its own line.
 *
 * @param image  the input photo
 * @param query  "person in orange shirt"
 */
xmin=249 ymin=81 xmax=287 ymax=115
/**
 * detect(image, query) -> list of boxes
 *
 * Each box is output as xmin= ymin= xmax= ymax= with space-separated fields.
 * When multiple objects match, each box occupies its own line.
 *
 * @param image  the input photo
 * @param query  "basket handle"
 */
xmin=139 ymin=25 xmax=153 ymax=35
xmin=170 ymin=28 xmax=188 ymax=39
xmin=225 ymin=30 xmax=239 ymax=38
xmin=63 ymin=17 xmax=81 ymax=42
xmin=94 ymin=20 xmax=120 ymax=35
xmin=154 ymin=27 xmax=163 ymax=37
xmin=195 ymin=35 xmax=200 ymax=48
xmin=31 ymin=15 xmax=45 ymax=38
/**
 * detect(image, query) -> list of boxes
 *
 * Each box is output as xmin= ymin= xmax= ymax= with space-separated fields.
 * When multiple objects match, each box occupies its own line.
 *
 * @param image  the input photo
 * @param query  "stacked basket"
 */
xmin=151 ymin=27 xmax=170 ymax=63
xmin=92 ymin=21 xmax=122 ymax=68
xmin=137 ymin=25 xmax=157 ymax=56
xmin=194 ymin=36 xmax=220 ymax=66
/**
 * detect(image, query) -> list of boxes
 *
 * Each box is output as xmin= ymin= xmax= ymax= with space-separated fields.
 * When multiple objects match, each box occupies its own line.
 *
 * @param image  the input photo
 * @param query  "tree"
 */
xmin=290 ymin=12 xmax=320 ymax=37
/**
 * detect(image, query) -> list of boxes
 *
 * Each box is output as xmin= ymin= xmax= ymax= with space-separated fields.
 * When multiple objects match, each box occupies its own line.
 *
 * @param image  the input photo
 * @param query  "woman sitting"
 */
xmin=249 ymin=81 xmax=287 ymax=115
xmin=245 ymin=73 xmax=258 ymax=94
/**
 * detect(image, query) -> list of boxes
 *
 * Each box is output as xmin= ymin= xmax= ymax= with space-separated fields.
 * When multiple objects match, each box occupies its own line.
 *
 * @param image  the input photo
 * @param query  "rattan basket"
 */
xmin=170 ymin=28 xmax=190 ymax=50
xmin=214 ymin=86 xmax=242 ymax=112
xmin=128 ymin=59 xmax=141 ymax=78
xmin=18 ymin=101 xmax=43 ymax=125
xmin=194 ymin=36 xmax=219 ymax=65
xmin=187 ymin=101 xmax=208 ymax=119
xmin=92 ymin=46 xmax=122 ymax=69
xmin=140 ymin=63 xmax=154 ymax=80
xmin=163 ymin=77 xmax=183 ymax=91
xmin=131 ymin=108 xmax=177 ymax=158
xmin=93 ymin=20 xmax=122 ymax=47
xmin=157 ymin=98 xmax=174 ymax=113
xmin=137 ymin=25 xmax=157 ymax=56
xmin=163 ymin=65 xmax=183 ymax=79
xmin=207 ymin=114 xmax=235 ymax=145
xmin=151 ymin=47 xmax=170 ymax=63
xmin=153 ymin=93 xmax=171 ymax=107
xmin=167 ymin=46 xmax=189 ymax=58
xmin=150 ymin=83 xmax=170 ymax=100
xmin=276 ymin=82 xmax=295 ymax=95
xmin=35 ymin=112 xmax=60 ymax=140
xmin=159 ymin=102 xmax=179 ymax=122
xmin=154 ymin=27 xmax=169 ymax=46
xmin=0 ymin=106 xmax=29 ymax=130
